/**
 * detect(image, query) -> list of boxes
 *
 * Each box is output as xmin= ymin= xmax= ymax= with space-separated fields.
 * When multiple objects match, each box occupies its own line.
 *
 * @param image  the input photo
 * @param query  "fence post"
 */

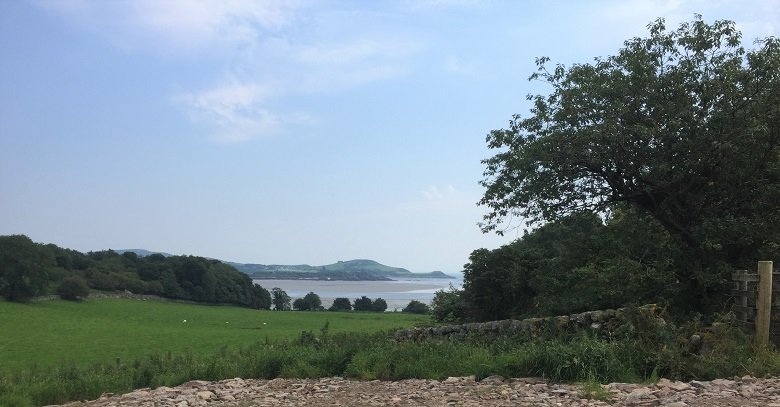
xmin=756 ymin=261 xmax=773 ymax=346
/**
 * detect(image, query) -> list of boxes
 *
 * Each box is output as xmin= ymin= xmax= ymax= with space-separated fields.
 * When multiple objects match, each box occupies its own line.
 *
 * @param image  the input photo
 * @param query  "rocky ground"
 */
xmin=56 ymin=375 xmax=778 ymax=406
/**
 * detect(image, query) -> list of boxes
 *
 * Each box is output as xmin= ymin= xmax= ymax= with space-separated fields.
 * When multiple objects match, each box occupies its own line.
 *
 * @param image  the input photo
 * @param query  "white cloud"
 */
xmin=423 ymin=185 xmax=458 ymax=201
xmin=180 ymin=81 xmax=279 ymax=142
xmin=286 ymin=37 xmax=422 ymax=92
xmin=37 ymin=0 xmax=423 ymax=142
xmin=36 ymin=0 xmax=298 ymax=50
xmin=444 ymin=55 xmax=478 ymax=75
xmin=297 ymin=39 xmax=385 ymax=65
xmin=401 ymin=0 xmax=486 ymax=11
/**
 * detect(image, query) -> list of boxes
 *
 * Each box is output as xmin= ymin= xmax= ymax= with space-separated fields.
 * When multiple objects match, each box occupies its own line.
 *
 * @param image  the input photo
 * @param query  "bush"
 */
xmin=57 ymin=276 xmax=90 ymax=301
xmin=402 ymin=300 xmax=430 ymax=314
xmin=372 ymin=298 xmax=387 ymax=312
xmin=294 ymin=292 xmax=323 ymax=311
xmin=353 ymin=296 xmax=373 ymax=311
xmin=329 ymin=297 xmax=352 ymax=311
xmin=431 ymin=287 xmax=466 ymax=323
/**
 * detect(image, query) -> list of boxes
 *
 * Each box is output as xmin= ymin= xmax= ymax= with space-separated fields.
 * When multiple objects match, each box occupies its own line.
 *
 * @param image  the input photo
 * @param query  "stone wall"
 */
xmin=394 ymin=304 xmax=661 ymax=341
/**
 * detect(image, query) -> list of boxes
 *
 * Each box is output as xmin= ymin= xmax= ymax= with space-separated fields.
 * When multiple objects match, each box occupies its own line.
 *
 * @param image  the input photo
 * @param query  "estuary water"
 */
xmin=252 ymin=277 xmax=463 ymax=311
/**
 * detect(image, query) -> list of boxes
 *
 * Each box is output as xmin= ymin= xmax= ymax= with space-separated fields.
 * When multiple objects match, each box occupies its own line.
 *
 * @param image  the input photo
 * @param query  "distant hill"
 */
xmin=117 ymin=250 xmax=454 ymax=281
xmin=229 ymin=259 xmax=454 ymax=281
xmin=114 ymin=249 xmax=173 ymax=257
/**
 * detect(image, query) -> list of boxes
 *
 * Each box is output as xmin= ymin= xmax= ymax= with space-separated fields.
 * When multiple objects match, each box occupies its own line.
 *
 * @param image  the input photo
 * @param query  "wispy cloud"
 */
xmin=179 ymin=81 xmax=280 ymax=143
xmin=37 ymin=0 xmax=423 ymax=143
xmin=423 ymin=185 xmax=458 ymax=201
xmin=36 ymin=0 xmax=297 ymax=50
xmin=289 ymin=38 xmax=421 ymax=93
xmin=444 ymin=55 xmax=478 ymax=75
xmin=401 ymin=0 xmax=487 ymax=11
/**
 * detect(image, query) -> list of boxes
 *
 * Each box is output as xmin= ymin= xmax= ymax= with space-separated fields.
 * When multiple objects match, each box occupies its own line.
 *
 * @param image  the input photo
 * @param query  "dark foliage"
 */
xmin=0 ymin=235 xmax=52 ymax=301
xmin=271 ymin=287 xmax=291 ymax=311
xmin=57 ymin=276 xmax=90 ymax=301
xmin=430 ymin=286 xmax=467 ymax=323
xmin=329 ymin=297 xmax=352 ymax=311
xmin=372 ymin=298 xmax=388 ymax=312
xmin=479 ymin=16 xmax=780 ymax=312
xmin=353 ymin=296 xmax=373 ymax=311
xmin=402 ymin=300 xmax=430 ymax=314
xmin=452 ymin=209 xmax=679 ymax=322
xmin=0 ymin=235 xmax=272 ymax=309
xmin=293 ymin=292 xmax=323 ymax=311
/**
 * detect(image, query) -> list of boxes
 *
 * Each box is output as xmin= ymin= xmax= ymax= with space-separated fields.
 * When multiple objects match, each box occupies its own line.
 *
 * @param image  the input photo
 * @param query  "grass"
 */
xmin=3 ymin=301 xmax=780 ymax=407
xmin=578 ymin=371 xmax=613 ymax=401
xmin=0 ymin=298 xmax=428 ymax=373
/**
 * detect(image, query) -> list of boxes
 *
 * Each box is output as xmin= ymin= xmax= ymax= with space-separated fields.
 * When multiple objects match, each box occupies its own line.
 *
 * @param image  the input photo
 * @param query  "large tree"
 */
xmin=479 ymin=16 xmax=779 ymax=310
xmin=293 ymin=291 xmax=322 ymax=311
xmin=353 ymin=296 xmax=373 ymax=311
xmin=329 ymin=297 xmax=352 ymax=311
xmin=271 ymin=287 xmax=291 ymax=311
xmin=0 ymin=235 xmax=52 ymax=301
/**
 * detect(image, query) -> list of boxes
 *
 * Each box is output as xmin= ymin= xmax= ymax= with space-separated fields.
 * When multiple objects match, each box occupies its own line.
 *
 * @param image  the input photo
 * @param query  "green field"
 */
xmin=0 ymin=298 xmax=429 ymax=372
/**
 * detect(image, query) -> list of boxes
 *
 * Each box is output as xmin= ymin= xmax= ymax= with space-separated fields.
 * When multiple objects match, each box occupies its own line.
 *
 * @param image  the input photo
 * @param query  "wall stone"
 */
xmin=394 ymin=304 xmax=661 ymax=341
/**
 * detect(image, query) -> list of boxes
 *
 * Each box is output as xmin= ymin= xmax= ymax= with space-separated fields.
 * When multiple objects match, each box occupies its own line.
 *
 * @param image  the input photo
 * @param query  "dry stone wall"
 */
xmin=394 ymin=304 xmax=662 ymax=341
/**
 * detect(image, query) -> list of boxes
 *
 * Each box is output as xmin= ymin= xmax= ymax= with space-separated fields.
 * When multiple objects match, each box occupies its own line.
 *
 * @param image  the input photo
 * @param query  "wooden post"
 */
xmin=756 ymin=261 xmax=773 ymax=346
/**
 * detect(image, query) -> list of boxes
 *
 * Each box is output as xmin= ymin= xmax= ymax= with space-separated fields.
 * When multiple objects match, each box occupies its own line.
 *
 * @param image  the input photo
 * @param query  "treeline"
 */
xmin=0 ymin=235 xmax=272 ymax=309
xmin=432 ymin=209 xmax=681 ymax=323
xmin=435 ymin=204 xmax=778 ymax=325
xmin=269 ymin=289 xmax=430 ymax=314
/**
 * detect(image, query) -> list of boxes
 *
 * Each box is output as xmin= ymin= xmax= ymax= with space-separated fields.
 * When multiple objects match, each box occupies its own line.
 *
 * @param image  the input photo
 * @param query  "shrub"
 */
xmin=372 ymin=298 xmax=387 ymax=312
xmin=353 ymin=296 xmax=373 ymax=311
xmin=329 ymin=297 xmax=352 ymax=311
xmin=57 ymin=276 xmax=90 ymax=301
xmin=431 ymin=286 xmax=466 ymax=323
xmin=402 ymin=300 xmax=430 ymax=314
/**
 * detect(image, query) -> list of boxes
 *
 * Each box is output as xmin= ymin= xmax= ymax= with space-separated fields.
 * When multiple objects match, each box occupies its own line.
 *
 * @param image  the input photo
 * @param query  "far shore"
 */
xmin=250 ymin=278 xmax=451 ymax=294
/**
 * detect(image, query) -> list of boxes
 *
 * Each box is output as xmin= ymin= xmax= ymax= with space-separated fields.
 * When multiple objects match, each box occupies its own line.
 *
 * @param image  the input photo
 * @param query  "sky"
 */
xmin=1 ymin=0 xmax=778 ymax=273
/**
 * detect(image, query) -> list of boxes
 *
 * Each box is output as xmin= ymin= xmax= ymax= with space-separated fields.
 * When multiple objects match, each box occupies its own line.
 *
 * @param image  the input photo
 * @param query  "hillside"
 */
xmin=228 ymin=259 xmax=454 ymax=280
xmin=114 ymin=249 xmax=173 ymax=257
xmin=117 ymin=250 xmax=454 ymax=280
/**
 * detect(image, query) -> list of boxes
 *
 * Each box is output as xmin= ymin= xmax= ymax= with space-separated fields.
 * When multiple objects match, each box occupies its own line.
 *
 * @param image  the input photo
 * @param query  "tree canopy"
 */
xmin=402 ymin=300 xmax=430 ymax=314
xmin=353 ymin=296 xmax=373 ymax=311
xmin=0 ymin=235 xmax=52 ymax=301
xmin=372 ymin=298 xmax=388 ymax=312
xmin=271 ymin=287 xmax=292 ymax=311
xmin=293 ymin=291 xmax=323 ymax=311
xmin=456 ymin=209 xmax=678 ymax=322
xmin=57 ymin=276 xmax=90 ymax=301
xmin=479 ymin=16 xmax=779 ymax=309
xmin=329 ymin=297 xmax=352 ymax=311
xmin=0 ymin=235 xmax=272 ymax=309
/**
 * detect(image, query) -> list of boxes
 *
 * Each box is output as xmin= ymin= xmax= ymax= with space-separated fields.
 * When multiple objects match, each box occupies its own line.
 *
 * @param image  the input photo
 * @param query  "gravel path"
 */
xmin=57 ymin=375 xmax=779 ymax=406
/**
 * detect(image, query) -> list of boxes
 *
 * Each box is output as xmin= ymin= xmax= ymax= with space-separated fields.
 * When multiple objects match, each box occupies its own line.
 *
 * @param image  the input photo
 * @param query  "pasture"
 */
xmin=0 ymin=298 xmax=429 ymax=372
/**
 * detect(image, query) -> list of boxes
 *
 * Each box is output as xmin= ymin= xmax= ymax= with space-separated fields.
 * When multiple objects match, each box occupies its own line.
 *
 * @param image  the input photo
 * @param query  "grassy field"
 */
xmin=0 ymin=298 xmax=429 ymax=372
xmin=3 ymin=302 xmax=780 ymax=407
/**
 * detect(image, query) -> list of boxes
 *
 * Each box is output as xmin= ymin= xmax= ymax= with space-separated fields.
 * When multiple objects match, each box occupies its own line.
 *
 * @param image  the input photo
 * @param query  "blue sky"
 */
xmin=1 ymin=0 xmax=778 ymax=273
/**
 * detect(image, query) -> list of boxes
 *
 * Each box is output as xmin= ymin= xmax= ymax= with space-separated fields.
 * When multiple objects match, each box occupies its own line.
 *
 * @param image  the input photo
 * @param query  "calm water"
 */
xmin=252 ymin=277 xmax=463 ymax=311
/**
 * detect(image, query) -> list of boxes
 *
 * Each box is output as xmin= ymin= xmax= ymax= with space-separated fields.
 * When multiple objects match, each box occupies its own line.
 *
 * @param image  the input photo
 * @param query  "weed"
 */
xmin=579 ymin=375 xmax=612 ymax=401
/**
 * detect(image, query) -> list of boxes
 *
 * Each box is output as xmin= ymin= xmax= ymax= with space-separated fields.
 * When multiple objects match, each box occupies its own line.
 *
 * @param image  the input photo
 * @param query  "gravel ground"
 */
xmin=56 ymin=375 xmax=779 ymax=406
